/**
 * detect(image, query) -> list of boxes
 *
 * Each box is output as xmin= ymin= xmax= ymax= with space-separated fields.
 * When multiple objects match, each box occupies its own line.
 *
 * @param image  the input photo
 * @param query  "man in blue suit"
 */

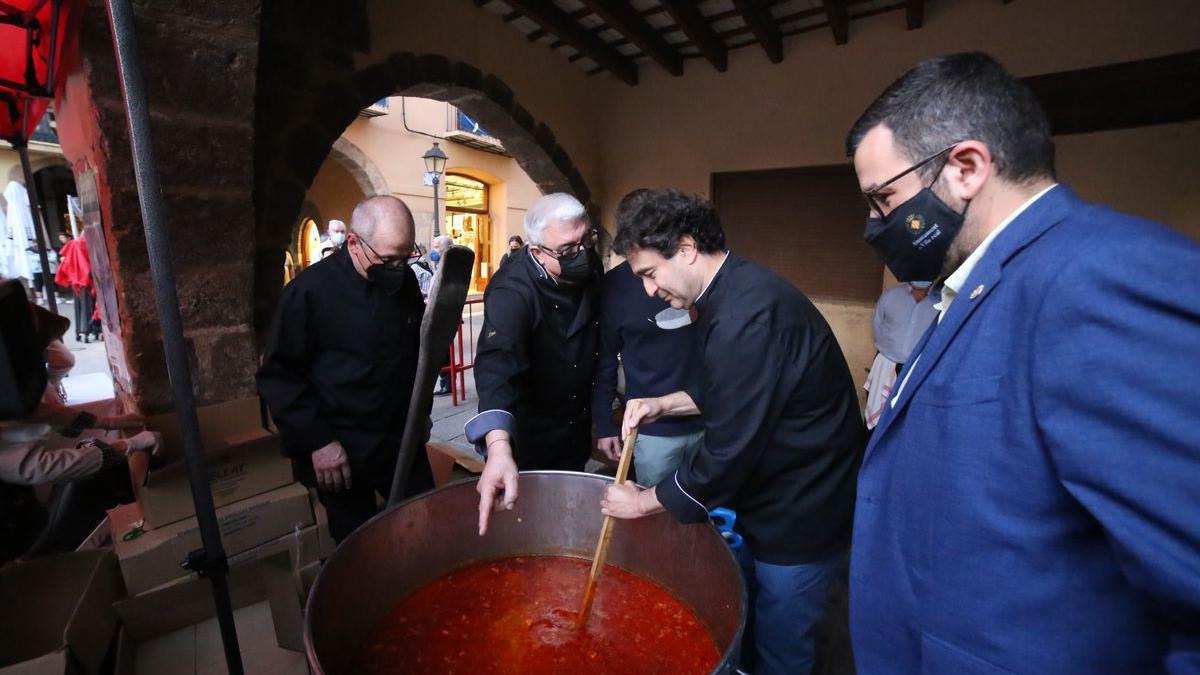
xmin=845 ymin=52 xmax=1200 ymax=673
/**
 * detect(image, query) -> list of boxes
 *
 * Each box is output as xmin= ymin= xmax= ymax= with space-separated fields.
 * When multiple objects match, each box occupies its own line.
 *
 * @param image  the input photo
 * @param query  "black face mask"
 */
xmin=864 ymin=187 xmax=965 ymax=282
xmin=555 ymin=248 xmax=598 ymax=285
xmin=367 ymin=264 xmax=409 ymax=294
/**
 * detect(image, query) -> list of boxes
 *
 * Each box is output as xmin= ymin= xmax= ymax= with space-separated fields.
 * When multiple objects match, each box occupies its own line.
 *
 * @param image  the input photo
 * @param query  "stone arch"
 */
xmin=287 ymin=198 xmax=324 ymax=267
xmin=327 ymin=137 xmax=388 ymax=197
xmin=5 ymin=154 xmax=71 ymax=184
xmin=255 ymin=50 xmax=596 ymax=337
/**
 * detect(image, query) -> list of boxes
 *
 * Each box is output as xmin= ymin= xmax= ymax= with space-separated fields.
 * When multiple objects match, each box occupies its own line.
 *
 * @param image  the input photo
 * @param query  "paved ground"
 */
xmin=429 ymin=368 xmax=481 ymax=457
xmin=44 ymin=295 xmax=112 ymax=377
xmin=428 ymin=334 xmax=610 ymax=476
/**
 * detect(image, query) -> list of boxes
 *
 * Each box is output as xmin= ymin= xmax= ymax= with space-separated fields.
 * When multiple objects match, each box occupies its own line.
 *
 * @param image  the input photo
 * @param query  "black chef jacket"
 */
xmin=257 ymin=246 xmax=432 ymax=491
xmin=466 ymin=248 xmax=600 ymax=470
xmin=656 ymin=253 xmax=867 ymax=565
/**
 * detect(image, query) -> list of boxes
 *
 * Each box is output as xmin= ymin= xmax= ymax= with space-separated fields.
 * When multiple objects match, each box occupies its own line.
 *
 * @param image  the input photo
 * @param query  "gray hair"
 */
xmin=432 ymin=235 xmax=453 ymax=251
xmin=524 ymin=193 xmax=587 ymax=246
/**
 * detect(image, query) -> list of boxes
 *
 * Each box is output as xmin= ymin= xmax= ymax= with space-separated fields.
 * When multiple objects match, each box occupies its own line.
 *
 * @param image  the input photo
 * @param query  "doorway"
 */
xmin=444 ymin=172 xmax=492 ymax=294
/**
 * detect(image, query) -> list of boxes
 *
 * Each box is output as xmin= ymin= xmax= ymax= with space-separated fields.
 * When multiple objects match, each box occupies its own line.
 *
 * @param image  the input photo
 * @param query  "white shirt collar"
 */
xmin=694 ymin=251 xmax=731 ymax=305
xmin=935 ymin=183 xmax=1058 ymax=317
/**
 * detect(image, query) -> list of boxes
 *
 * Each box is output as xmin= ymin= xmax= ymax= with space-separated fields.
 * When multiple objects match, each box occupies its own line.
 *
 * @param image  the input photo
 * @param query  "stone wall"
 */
xmin=54 ymin=0 xmax=262 ymax=412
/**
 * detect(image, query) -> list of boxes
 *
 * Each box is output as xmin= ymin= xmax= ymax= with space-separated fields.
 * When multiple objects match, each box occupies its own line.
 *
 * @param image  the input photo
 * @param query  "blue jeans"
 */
xmin=736 ymin=546 xmax=844 ymax=675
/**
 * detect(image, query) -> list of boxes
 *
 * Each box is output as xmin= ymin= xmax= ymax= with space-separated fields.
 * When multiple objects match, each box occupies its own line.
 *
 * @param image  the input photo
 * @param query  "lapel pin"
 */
xmin=969 ymin=284 xmax=985 ymax=300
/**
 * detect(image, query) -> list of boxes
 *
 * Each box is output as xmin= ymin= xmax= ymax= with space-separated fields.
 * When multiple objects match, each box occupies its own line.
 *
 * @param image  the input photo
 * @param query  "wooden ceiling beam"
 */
xmin=660 ymin=0 xmax=727 ymax=72
xmin=905 ymin=0 xmax=923 ymax=29
xmin=731 ymin=0 xmax=783 ymax=63
xmin=824 ymin=0 xmax=849 ymax=44
xmin=503 ymin=0 xmax=639 ymax=85
xmin=579 ymin=0 xmax=683 ymax=76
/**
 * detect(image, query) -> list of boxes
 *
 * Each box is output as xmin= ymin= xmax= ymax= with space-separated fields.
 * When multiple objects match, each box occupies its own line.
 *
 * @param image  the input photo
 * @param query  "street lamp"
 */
xmin=423 ymin=141 xmax=448 ymax=238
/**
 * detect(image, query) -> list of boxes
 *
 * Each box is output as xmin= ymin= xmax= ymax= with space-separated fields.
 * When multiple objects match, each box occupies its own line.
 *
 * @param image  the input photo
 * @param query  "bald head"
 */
xmin=346 ymin=196 xmax=416 ymax=277
xmin=350 ymin=195 xmax=414 ymax=245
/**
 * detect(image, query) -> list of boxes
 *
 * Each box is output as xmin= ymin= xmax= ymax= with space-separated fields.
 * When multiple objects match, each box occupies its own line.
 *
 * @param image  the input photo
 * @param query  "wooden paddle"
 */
xmin=576 ymin=427 xmax=638 ymax=629
xmin=388 ymin=244 xmax=475 ymax=506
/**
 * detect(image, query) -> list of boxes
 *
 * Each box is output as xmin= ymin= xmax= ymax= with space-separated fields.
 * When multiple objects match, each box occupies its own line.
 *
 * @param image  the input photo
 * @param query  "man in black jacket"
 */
xmin=467 ymin=192 xmax=601 ymax=536
xmin=601 ymin=189 xmax=866 ymax=675
xmin=258 ymin=195 xmax=433 ymax=543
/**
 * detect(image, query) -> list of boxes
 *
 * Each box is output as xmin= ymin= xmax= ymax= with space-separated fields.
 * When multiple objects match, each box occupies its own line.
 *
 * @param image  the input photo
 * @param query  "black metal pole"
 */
xmin=14 ymin=132 xmax=57 ymax=316
xmin=43 ymin=0 xmax=60 ymax=98
xmin=432 ymin=174 xmax=441 ymax=238
xmin=103 ymin=0 xmax=244 ymax=672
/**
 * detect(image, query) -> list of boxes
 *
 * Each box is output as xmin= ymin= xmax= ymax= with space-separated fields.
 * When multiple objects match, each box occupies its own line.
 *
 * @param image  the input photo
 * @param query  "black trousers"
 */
xmin=73 ymin=288 xmax=97 ymax=336
xmin=303 ymin=449 xmax=435 ymax=544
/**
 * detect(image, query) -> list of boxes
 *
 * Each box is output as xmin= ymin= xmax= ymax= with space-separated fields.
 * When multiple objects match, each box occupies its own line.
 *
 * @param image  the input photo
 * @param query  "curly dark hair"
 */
xmin=612 ymin=189 xmax=726 ymax=257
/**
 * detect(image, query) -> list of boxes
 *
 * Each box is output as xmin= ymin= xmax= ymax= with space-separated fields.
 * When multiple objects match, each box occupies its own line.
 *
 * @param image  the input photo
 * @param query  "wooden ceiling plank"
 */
xmin=579 ymin=0 xmax=683 ymax=76
xmin=731 ymin=0 xmax=784 ymax=63
xmin=503 ymin=0 xmax=639 ymax=85
xmin=905 ymin=0 xmax=923 ymax=29
xmin=824 ymin=0 xmax=849 ymax=44
xmin=660 ymin=0 xmax=728 ymax=72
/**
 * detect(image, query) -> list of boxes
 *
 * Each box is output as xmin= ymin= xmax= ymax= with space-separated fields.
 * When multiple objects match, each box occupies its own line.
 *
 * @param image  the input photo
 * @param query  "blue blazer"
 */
xmin=850 ymin=185 xmax=1200 ymax=674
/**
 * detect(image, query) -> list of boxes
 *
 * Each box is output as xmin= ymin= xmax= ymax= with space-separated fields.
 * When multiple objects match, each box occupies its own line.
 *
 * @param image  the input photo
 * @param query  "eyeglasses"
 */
xmin=537 ymin=228 xmax=599 ymax=259
xmin=863 ymin=143 xmax=958 ymax=217
xmin=357 ymin=235 xmax=412 ymax=269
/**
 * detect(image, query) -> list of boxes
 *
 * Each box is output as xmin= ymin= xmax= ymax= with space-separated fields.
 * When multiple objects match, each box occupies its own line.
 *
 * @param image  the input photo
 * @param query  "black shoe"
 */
xmin=433 ymin=386 xmax=451 ymax=397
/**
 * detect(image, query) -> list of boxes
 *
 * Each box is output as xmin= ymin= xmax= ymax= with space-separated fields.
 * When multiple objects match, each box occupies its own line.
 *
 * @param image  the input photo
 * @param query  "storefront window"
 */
xmin=444 ymin=173 xmax=488 ymax=212
xmin=444 ymin=174 xmax=491 ymax=293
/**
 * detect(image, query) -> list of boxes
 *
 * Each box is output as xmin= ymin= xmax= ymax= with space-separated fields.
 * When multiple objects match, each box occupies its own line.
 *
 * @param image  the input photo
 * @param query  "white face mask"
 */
xmin=910 ymin=281 xmax=933 ymax=290
xmin=651 ymin=307 xmax=693 ymax=330
xmin=330 ymin=232 xmax=346 ymax=246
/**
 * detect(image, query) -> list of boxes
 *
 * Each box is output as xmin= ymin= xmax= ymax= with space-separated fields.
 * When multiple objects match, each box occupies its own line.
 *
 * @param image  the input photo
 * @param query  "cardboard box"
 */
xmin=113 ymin=561 xmax=270 ymax=675
xmin=113 ymin=560 xmax=269 ymax=654
xmin=0 ymin=550 xmax=124 ymax=675
xmin=113 ymin=554 xmax=322 ymax=672
xmin=134 ymin=523 xmax=323 ymax=596
xmin=112 ymin=483 xmax=314 ymax=595
xmin=75 ymin=516 xmax=113 ymax=552
xmin=310 ymin=492 xmax=337 ymax=561
xmin=134 ymin=398 xmax=292 ymax=530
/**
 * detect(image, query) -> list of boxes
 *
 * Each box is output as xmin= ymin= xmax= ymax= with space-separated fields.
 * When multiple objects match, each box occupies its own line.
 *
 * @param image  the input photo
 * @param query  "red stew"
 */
xmin=351 ymin=555 xmax=720 ymax=674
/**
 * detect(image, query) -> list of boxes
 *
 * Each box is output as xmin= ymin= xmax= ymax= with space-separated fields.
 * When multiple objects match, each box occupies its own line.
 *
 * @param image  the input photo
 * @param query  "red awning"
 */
xmin=0 ymin=0 xmax=84 ymax=143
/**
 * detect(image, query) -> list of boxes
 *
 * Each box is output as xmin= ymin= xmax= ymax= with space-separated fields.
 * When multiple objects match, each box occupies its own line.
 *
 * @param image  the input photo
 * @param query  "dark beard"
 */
xmin=940 ymin=217 xmax=982 ymax=278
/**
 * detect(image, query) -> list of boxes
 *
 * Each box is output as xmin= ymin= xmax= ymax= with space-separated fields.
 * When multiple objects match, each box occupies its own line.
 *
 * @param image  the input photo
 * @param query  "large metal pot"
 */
xmin=305 ymin=471 xmax=747 ymax=674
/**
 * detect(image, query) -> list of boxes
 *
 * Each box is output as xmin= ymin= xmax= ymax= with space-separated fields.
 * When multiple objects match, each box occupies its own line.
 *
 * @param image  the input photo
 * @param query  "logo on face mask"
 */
xmin=864 ymin=188 xmax=965 ymax=282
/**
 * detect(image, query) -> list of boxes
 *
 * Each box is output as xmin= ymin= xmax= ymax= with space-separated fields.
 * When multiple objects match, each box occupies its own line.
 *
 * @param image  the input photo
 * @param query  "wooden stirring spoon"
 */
xmin=576 ymin=427 xmax=638 ymax=629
